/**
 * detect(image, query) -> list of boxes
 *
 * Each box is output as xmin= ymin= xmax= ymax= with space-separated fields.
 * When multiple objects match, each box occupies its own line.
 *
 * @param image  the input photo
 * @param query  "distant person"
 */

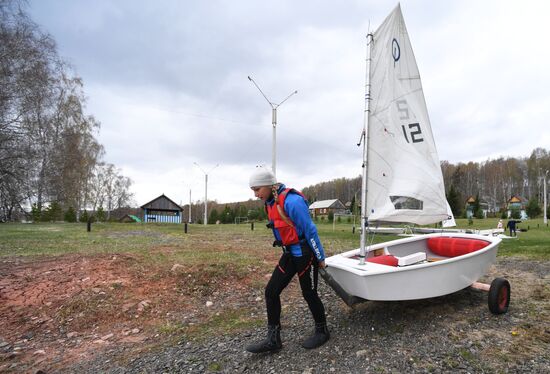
xmin=245 ymin=166 xmax=330 ymax=353
xmin=506 ymin=219 xmax=517 ymax=237
xmin=497 ymin=219 xmax=503 ymax=230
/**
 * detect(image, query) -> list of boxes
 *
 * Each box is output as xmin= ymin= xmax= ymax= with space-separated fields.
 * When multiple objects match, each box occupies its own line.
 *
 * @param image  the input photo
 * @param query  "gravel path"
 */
xmin=64 ymin=258 xmax=549 ymax=373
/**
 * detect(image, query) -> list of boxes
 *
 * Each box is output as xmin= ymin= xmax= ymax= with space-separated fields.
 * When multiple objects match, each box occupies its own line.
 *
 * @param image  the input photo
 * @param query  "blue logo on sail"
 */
xmin=392 ymin=38 xmax=400 ymax=63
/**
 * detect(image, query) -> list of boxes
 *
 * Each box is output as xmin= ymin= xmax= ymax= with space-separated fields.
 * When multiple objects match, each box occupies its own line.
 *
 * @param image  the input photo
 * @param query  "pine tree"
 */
xmin=64 ymin=207 xmax=77 ymax=222
xmin=96 ymin=207 xmax=106 ymax=222
xmin=221 ymin=205 xmax=234 ymax=224
xmin=473 ymin=194 xmax=484 ymax=219
xmin=31 ymin=203 xmax=42 ymax=222
xmin=43 ymin=202 xmax=63 ymax=222
xmin=80 ymin=210 xmax=89 ymax=223
xmin=526 ymin=198 xmax=541 ymax=218
xmin=446 ymin=184 xmax=462 ymax=217
xmin=208 ymin=208 xmax=219 ymax=224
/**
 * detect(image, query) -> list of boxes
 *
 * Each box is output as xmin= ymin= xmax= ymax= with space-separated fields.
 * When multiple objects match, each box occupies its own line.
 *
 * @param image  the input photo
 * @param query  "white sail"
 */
xmin=442 ymin=201 xmax=457 ymax=228
xmin=366 ymin=4 xmax=448 ymax=225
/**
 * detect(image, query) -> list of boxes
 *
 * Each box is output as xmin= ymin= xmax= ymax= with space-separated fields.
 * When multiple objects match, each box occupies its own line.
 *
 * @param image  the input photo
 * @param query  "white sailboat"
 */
xmin=322 ymin=4 xmax=510 ymax=314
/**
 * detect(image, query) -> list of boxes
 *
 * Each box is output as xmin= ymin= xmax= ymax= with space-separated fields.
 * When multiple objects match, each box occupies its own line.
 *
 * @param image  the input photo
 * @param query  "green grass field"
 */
xmin=1 ymin=217 xmax=548 ymax=260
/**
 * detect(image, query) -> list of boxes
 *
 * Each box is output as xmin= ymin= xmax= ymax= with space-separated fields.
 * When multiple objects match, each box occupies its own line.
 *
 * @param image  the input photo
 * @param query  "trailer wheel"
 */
xmin=488 ymin=278 xmax=510 ymax=315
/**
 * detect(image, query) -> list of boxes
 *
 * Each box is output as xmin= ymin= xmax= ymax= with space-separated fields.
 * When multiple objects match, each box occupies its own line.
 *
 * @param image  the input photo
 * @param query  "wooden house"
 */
xmin=140 ymin=194 xmax=182 ymax=223
xmin=506 ymin=195 xmax=528 ymax=219
xmin=465 ymin=196 xmax=489 ymax=218
xmin=308 ymin=199 xmax=347 ymax=218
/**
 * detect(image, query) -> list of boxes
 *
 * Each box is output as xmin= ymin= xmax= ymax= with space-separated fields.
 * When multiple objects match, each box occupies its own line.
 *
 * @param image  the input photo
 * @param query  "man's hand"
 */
xmin=318 ymin=260 xmax=326 ymax=269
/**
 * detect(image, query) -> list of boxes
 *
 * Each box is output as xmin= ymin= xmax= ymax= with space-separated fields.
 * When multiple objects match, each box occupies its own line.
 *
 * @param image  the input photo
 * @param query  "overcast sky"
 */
xmin=28 ymin=0 xmax=550 ymax=206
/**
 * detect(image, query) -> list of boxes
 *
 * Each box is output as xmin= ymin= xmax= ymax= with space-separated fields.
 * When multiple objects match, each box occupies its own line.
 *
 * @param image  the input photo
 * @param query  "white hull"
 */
xmin=324 ymin=233 xmax=501 ymax=301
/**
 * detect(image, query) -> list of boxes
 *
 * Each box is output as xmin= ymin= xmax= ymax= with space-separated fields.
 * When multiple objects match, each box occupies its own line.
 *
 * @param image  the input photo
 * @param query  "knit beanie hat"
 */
xmin=249 ymin=166 xmax=277 ymax=188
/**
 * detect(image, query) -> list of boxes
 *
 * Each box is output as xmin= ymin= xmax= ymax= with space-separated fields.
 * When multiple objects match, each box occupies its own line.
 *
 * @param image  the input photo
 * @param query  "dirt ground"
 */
xmin=0 ymin=251 xmax=279 ymax=373
xmin=1 ymin=252 xmax=548 ymax=373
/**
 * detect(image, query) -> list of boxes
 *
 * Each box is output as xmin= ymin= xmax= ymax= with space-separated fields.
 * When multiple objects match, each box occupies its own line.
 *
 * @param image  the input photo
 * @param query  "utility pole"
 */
xmin=194 ymin=162 xmax=219 ymax=226
xmin=189 ymin=188 xmax=192 ymax=223
xmin=248 ymin=76 xmax=297 ymax=178
xmin=544 ymin=170 xmax=548 ymax=225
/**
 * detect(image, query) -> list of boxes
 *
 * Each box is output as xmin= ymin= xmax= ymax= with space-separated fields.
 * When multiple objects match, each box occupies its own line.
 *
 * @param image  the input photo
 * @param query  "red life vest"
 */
xmin=266 ymin=188 xmax=305 ymax=246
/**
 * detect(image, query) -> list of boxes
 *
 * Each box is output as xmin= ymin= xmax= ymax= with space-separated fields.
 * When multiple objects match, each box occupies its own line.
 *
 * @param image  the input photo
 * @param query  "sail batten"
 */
xmin=365 ymin=4 xmax=448 ymax=226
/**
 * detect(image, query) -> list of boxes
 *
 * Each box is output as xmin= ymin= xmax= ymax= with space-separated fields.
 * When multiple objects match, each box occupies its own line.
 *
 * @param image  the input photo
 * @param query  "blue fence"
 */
xmin=143 ymin=209 xmax=181 ymax=223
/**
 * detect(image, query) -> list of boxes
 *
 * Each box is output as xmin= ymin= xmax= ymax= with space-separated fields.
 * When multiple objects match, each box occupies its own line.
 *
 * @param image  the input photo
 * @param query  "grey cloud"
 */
xmin=26 ymin=0 xmax=550 ymax=204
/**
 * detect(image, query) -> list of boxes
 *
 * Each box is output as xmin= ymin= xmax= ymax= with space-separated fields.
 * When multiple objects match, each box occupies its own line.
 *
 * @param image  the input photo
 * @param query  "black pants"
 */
xmin=265 ymin=251 xmax=326 ymax=326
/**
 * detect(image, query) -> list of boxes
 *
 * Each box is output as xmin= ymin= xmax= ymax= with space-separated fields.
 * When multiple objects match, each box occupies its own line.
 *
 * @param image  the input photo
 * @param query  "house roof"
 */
xmin=120 ymin=214 xmax=142 ymax=222
xmin=508 ymin=196 xmax=524 ymax=203
xmin=466 ymin=196 xmax=489 ymax=205
xmin=308 ymin=199 xmax=346 ymax=210
xmin=140 ymin=194 xmax=182 ymax=211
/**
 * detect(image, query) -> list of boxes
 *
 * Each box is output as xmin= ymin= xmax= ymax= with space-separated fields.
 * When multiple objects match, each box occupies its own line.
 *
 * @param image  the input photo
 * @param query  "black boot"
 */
xmin=302 ymin=322 xmax=330 ymax=349
xmin=245 ymin=324 xmax=282 ymax=353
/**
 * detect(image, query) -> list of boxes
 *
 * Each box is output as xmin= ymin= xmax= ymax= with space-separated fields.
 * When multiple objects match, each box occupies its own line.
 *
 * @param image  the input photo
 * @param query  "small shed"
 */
xmin=309 ymin=199 xmax=347 ymax=218
xmin=119 ymin=214 xmax=142 ymax=223
xmin=141 ymin=194 xmax=182 ymax=223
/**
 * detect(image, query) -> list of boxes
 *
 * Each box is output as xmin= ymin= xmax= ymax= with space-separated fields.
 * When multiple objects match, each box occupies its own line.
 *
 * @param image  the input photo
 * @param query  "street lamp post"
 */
xmin=248 ymin=76 xmax=297 ymax=178
xmin=194 ymin=162 xmax=219 ymax=226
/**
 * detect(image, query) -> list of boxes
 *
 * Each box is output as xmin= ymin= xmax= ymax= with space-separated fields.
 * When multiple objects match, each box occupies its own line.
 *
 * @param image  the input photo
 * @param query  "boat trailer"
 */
xmin=320 ymin=268 xmax=511 ymax=314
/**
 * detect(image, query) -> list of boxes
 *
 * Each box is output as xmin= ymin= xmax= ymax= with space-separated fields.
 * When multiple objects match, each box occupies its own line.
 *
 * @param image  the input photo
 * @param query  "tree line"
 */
xmin=183 ymin=147 xmax=550 ymax=225
xmin=301 ymin=147 xmax=550 ymax=219
xmin=441 ymin=148 xmax=550 ymax=217
xmin=182 ymin=199 xmax=266 ymax=224
xmin=0 ymin=0 xmax=133 ymax=222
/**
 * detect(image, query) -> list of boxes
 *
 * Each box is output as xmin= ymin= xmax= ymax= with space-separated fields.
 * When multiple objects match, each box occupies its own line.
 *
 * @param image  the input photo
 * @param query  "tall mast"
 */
xmin=359 ymin=32 xmax=374 ymax=265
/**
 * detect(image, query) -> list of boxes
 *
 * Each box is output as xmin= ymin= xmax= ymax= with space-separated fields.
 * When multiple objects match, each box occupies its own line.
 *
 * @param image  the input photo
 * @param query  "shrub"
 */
xmin=96 ymin=207 xmax=106 ymax=222
xmin=208 ymin=208 xmax=219 ymax=224
xmin=525 ymin=198 xmax=541 ymax=218
xmin=80 ymin=210 xmax=89 ymax=223
xmin=474 ymin=208 xmax=484 ymax=219
xmin=31 ymin=203 xmax=42 ymax=222
xmin=64 ymin=207 xmax=77 ymax=222
xmin=42 ymin=201 xmax=63 ymax=222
